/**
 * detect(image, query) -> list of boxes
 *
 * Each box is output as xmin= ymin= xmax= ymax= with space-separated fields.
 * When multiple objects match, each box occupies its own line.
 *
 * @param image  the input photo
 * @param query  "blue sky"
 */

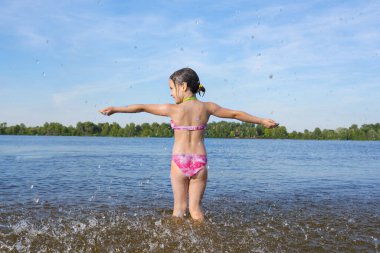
xmin=0 ymin=0 xmax=379 ymax=131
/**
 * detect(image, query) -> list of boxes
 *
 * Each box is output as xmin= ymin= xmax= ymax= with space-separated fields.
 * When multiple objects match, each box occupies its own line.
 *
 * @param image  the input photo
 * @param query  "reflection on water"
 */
xmin=0 ymin=136 xmax=379 ymax=252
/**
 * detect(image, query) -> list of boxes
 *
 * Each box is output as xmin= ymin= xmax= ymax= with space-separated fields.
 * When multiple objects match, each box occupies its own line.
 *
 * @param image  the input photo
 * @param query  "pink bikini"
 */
xmin=171 ymin=120 xmax=207 ymax=177
xmin=170 ymin=120 xmax=207 ymax=131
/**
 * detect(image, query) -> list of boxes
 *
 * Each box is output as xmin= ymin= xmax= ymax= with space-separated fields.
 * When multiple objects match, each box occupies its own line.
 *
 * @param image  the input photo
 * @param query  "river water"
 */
xmin=1 ymin=136 xmax=379 ymax=252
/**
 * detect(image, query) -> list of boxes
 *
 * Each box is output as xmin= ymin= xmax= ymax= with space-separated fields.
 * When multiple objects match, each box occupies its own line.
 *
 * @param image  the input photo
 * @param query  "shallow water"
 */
xmin=1 ymin=136 xmax=379 ymax=252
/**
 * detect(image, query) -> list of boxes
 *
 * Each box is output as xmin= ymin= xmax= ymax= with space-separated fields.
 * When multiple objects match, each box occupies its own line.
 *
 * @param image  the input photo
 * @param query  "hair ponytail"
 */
xmin=197 ymin=83 xmax=206 ymax=97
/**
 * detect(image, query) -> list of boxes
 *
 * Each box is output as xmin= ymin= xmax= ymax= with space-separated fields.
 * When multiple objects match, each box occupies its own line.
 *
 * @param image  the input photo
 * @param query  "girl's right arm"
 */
xmin=99 ymin=104 xmax=175 ymax=117
xmin=206 ymin=102 xmax=278 ymax=128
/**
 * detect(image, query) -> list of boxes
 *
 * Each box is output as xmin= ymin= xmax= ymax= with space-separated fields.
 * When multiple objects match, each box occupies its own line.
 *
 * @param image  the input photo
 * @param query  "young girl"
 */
xmin=99 ymin=68 xmax=278 ymax=221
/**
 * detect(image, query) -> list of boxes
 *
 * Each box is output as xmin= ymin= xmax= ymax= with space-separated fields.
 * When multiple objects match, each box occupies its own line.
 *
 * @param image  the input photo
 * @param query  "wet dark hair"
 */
xmin=169 ymin=67 xmax=206 ymax=96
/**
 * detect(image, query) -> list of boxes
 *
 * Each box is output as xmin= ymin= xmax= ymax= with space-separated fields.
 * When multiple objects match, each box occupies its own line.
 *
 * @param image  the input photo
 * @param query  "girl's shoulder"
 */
xmin=203 ymin=101 xmax=221 ymax=113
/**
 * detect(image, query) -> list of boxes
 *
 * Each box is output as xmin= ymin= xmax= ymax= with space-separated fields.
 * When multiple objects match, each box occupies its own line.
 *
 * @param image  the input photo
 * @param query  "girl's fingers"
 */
xmin=99 ymin=109 xmax=109 ymax=116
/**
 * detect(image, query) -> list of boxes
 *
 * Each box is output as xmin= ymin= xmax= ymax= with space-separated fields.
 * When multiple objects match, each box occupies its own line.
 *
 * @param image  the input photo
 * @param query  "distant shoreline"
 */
xmin=1 ymin=135 xmax=379 ymax=142
xmin=1 ymin=122 xmax=379 ymax=141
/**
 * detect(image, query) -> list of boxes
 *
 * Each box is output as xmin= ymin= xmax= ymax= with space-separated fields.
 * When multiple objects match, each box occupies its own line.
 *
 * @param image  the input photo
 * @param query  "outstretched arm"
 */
xmin=206 ymin=102 xmax=278 ymax=128
xmin=99 ymin=104 xmax=175 ymax=117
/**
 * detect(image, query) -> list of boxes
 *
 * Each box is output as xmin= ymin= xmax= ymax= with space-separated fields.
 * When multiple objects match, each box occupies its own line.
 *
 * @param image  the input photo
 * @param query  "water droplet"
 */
xmin=30 ymin=185 xmax=34 ymax=189
xmin=176 ymin=210 xmax=183 ymax=217
xmin=269 ymin=74 xmax=273 ymax=79
xmin=42 ymin=72 xmax=46 ymax=77
xmin=154 ymin=219 xmax=162 ymax=226
xmin=88 ymin=218 xmax=97 ymax=227
xmin=372 ymin=236 xmax=378 ymax=244
xmin=98 ymin=164 xmax=101 ymax=169
xmin=33 ymin=197 xmax=39 ymax=203
xmin=35 ymin=59 xmax=40 ymax=64
xmin=249 ymin=227 xmax=259 ymax=236
xmin=195 ymin=20 xmax=199 ymax=25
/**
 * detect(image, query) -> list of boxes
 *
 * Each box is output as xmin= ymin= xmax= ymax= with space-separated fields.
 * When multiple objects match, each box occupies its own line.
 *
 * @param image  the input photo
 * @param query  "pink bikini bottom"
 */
xmin=172 ymin=154 xmax=207 ymax=177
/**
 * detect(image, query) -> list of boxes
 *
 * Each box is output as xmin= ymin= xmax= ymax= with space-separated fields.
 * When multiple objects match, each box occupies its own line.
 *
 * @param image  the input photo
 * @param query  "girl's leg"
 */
xmin=170 ymin=161 xmax=189 ymax=217
xmin=188 ymin=168 xmax=208 ymax=221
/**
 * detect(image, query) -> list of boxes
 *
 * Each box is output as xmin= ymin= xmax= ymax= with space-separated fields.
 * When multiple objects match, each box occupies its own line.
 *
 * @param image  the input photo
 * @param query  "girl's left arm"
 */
xmin=99 ymin=104 xmax=175 ymax=117
xmin=206 ymin=102 xmax=278 ymax=128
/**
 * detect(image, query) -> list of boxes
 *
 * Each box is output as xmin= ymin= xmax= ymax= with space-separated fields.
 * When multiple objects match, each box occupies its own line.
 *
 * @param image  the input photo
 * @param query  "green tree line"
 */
xmin=0 ymin=122 xmax=379 ymax=140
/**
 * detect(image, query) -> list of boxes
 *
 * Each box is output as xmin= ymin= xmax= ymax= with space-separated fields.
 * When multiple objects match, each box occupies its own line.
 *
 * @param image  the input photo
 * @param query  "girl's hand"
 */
xmin=99 ymin=106 xmax=115 ymax=116
xmin=261 ymin=119 xmax=279 ymax=128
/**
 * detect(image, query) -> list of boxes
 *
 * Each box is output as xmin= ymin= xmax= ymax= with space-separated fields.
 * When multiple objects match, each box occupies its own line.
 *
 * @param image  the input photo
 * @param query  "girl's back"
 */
xmin=171 ymin=100 xmax=209 ymax=154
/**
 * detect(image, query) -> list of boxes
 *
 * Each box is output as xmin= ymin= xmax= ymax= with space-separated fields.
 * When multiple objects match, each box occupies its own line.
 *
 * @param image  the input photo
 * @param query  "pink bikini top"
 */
xmin=170 ymin=120 xmax=207 ymax=131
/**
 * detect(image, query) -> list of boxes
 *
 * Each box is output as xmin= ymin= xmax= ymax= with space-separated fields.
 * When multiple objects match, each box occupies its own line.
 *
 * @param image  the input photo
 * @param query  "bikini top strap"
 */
xmin=170 ymin=120 xmax=207 ymax=131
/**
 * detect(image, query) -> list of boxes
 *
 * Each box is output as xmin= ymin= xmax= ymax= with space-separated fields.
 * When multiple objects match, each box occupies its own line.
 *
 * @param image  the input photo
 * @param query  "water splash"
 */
xmin=2 ymin=203 xmax=378 ymax=252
